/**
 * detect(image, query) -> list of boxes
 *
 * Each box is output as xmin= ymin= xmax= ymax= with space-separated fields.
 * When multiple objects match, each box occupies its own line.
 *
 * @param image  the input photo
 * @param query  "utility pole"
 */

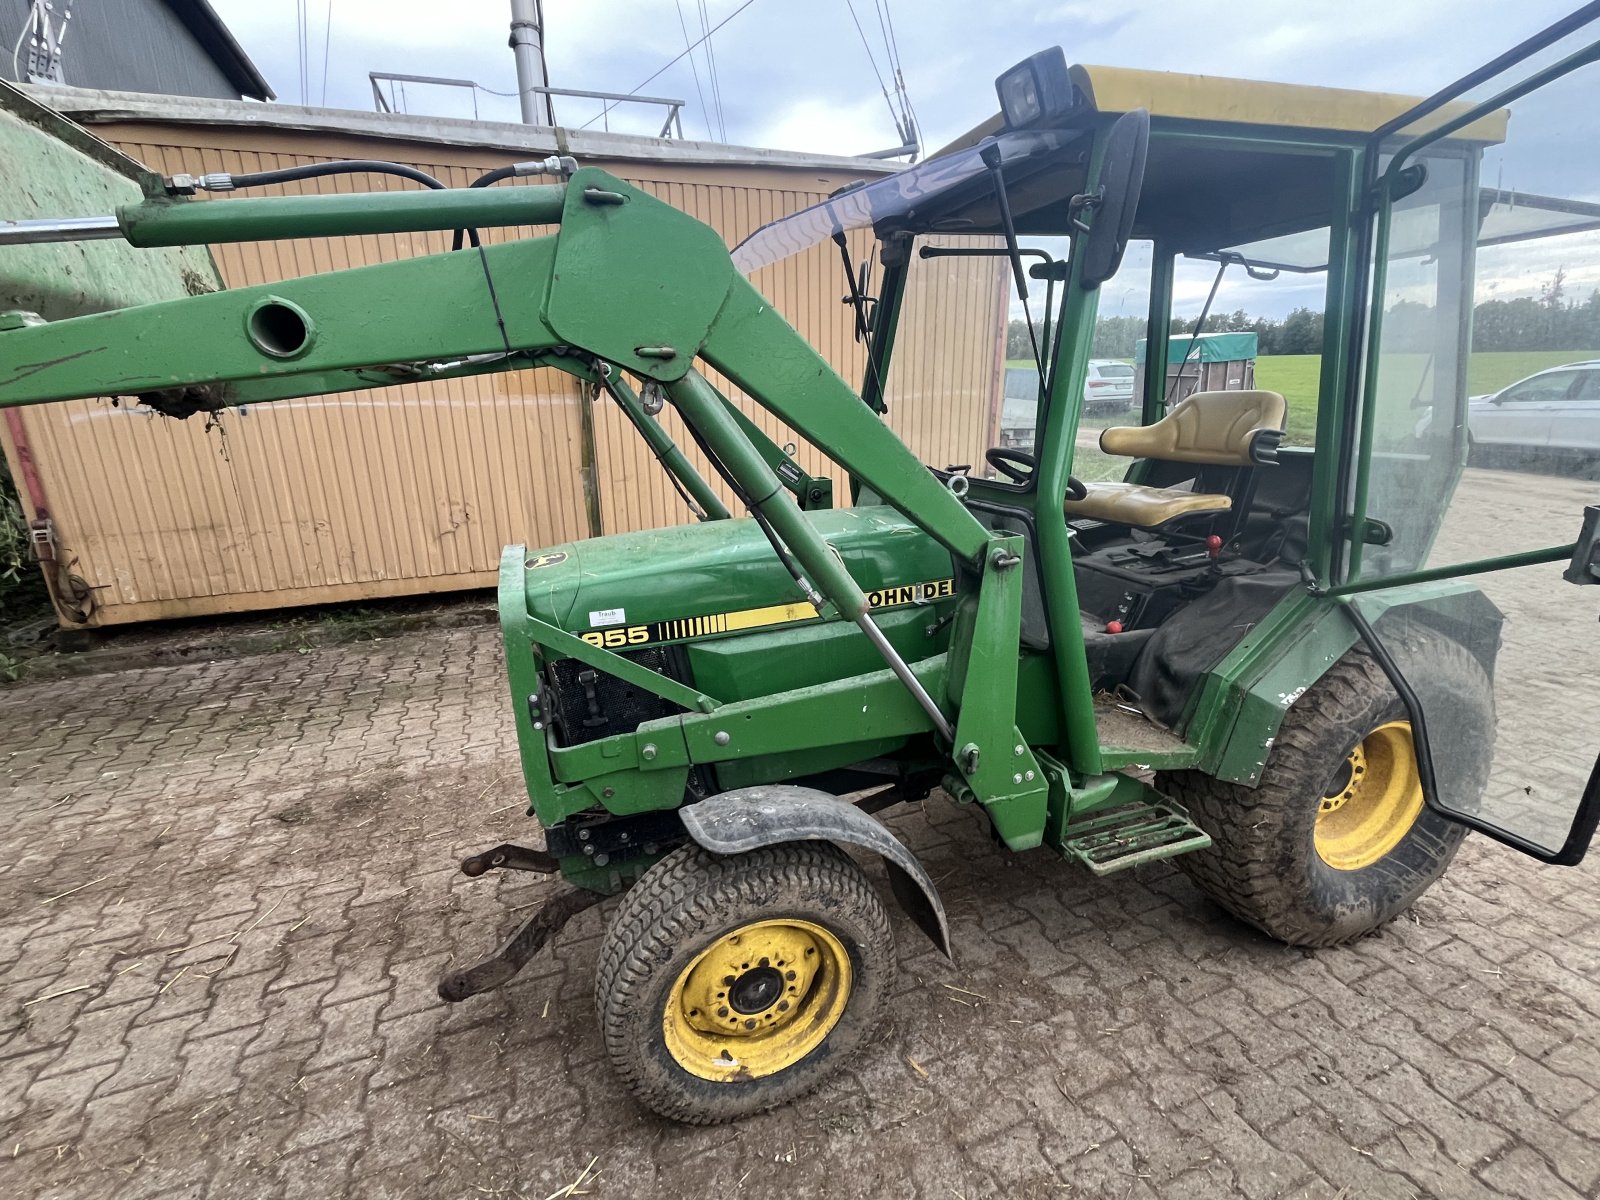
xmin=508 ymin=0 xmax=555 ymax=125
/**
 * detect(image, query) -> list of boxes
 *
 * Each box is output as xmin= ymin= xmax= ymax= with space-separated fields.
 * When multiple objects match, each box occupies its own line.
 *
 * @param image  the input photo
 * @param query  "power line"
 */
xmin=578 ymin=0 xmax=758 ymax=131
xmin=842 ymin=0 xmax=899 ymax=138
xmin=883 ymin=0 xmax=921 ymax=151
xmin=673 ymin=0 xmax=714 ymax=139
xmin=320 ymin=0 xmax=334 ymax=107
xmin=699 ymin=0 xmax=726 ymax=140
xmin=878 ymin=0 xmax=920 ymax=153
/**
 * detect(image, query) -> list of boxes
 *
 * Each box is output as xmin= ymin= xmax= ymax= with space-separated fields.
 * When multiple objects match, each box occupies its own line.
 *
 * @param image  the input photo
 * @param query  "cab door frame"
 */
xmin=1329 ymin=4 xmax=1600 ymax=865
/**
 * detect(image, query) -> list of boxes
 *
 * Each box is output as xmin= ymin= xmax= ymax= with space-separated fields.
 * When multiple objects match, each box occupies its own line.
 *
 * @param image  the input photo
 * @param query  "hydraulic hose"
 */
xmin=181 ymin=161 xmax=481 ymax=248
xmin=450 ymin=165 xmax=527 ymax=252
xmin=224 ymin=160 xmax=449 ymax=191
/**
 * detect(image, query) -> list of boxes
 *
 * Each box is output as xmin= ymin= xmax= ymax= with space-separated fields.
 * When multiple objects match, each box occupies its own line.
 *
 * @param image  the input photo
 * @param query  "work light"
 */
xmin=996 ymin=48 xmax=1076 ymax=129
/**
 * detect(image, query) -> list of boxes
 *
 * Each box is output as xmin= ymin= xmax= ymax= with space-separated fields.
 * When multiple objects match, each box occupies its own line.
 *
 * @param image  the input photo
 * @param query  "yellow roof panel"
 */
xmin=937 ymin=62 xmax=1508 ymax=155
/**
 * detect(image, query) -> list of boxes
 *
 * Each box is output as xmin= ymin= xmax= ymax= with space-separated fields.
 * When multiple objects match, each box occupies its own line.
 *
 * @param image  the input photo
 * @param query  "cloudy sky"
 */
xmin=211 ymin=0 xmax=1586 ymax=154
xmin=207 ymin=1 xmax=1600 ymax=317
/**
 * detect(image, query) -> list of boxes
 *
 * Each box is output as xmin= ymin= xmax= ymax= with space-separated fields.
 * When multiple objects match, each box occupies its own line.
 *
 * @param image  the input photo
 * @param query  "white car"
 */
xmin=1083 ymin=359 xmax=1136 ymax=414
xmin=999 ymin=361 xmax=1136 ymax=448
xmin=1466 ymin=361 xmax=1600 ymax=461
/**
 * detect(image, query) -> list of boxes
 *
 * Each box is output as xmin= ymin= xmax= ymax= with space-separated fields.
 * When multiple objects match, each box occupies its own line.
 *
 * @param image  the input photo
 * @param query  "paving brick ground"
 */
xmin=1 ymin=468 xmax=1598 ymax=1199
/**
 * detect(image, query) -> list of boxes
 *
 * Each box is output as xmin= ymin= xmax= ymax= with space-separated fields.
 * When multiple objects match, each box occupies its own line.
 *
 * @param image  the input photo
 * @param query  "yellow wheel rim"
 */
xmin=663 ymin=918 xmax=852 ymax=1082
xmin=1314 ymin=720 xmax=1425 ymax=871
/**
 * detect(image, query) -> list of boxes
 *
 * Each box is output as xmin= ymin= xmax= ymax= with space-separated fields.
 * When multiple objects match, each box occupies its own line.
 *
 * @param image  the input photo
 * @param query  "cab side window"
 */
xmin=1500 ymin=371 xmax=1580 ymax=403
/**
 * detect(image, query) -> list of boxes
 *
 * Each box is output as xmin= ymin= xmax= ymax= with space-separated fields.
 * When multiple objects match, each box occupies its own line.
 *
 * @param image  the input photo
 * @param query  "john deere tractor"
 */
xmin=4 ymin=12 xmax=1599 ymax=1125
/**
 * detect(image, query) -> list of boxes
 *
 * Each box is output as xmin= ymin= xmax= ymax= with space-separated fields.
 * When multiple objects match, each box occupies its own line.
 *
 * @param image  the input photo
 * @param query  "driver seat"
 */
xmin=1063 ymin=389 xmax=1287 ymax=529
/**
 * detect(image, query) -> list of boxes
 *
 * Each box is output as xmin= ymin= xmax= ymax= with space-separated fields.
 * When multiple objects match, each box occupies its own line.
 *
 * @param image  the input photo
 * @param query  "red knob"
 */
xmin=1206 ymin=535 xmax=1223 ymax=560
xmin=1105 ymin=620 xmax=1124 ymax=634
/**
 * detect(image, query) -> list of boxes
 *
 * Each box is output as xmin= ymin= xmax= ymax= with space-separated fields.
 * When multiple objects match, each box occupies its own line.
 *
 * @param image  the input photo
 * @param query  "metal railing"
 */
xmin=368 ymin=72 xmax=686 ymax=137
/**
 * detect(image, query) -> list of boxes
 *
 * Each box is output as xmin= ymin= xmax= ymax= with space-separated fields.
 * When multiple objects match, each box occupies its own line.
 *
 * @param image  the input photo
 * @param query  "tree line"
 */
xmin=1006 ymin=272 xmax=1600 ymax=360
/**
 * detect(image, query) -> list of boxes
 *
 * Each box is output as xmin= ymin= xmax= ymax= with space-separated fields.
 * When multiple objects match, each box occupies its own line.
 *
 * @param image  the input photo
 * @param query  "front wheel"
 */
xmin=1161 ymin=643 xmax=1491 ymax=947
xmin=594 ymin=841 xmax=895 ymax=1124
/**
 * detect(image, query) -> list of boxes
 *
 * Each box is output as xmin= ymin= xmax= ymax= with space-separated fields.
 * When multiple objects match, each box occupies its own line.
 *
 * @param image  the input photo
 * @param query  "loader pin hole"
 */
xmin=246 ymin=298 xmax=315 ymax=360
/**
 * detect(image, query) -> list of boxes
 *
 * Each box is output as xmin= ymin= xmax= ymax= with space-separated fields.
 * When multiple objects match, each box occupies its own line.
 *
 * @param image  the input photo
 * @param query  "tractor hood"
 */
xmin=509 ymin=506 xmax=956 ymax=651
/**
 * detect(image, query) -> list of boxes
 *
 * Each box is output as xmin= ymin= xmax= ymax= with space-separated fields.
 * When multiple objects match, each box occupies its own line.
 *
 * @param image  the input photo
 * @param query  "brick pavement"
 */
xmin=1 ymin=476 xmax=1598 ymax=1198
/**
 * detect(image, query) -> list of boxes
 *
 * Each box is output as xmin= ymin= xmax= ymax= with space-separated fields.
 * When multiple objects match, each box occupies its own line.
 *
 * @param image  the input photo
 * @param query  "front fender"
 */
xmin=680 ymin=786 xmax=952 ymax=958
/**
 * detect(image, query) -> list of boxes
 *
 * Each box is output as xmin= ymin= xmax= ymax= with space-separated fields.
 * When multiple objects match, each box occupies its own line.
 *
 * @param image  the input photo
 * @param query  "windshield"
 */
xmin=731 ymin=127 xmax=1088 ymax=275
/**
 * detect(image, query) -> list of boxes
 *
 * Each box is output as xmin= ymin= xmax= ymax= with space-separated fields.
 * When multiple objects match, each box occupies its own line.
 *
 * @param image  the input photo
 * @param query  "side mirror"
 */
xmin=1079 ymin=109 xmax=1149 ymax=289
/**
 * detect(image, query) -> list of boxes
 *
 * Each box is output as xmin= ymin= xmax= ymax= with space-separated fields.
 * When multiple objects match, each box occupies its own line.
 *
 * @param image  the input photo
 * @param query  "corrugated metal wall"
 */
xmin=884 ymin=234 xmax=1011 ymax=472
xmin=3 ymin=120 xmax=1005 ymax=624
xmin=0 ymin=0 xmax=243 ymax=99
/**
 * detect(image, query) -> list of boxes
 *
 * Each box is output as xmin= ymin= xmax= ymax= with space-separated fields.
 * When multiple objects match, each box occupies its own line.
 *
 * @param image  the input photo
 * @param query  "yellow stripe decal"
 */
xmin=577 ymin=578 xmax=957 ymax=650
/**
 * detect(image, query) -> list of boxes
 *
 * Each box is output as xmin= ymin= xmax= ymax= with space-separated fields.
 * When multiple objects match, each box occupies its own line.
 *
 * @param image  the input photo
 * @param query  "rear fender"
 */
xmin=679 ymin=786 xmax=952 ymax=958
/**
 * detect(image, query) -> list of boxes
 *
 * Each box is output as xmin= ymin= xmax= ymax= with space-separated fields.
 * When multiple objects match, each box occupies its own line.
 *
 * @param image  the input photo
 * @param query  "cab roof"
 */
xmin=937 ymin=62 xmax=1509 ymax=156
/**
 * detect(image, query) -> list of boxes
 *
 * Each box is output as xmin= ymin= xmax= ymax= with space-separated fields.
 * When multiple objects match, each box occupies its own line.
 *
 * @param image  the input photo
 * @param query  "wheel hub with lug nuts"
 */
xmin=1314 ymin=720 xmax=1425 ymax=871
xmin=663 ymin=918 xmax=851 ymax=1081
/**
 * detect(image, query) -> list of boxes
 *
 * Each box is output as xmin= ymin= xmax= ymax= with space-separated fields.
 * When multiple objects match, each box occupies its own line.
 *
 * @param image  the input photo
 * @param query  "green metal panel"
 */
xmin=1191 ymin=578 xmax=1496 ymax=786
xmin=545 ymin=169 xmax=735 ymax=383
xmin=945 ymin=534 xmax=1048 ymax=850
xmin=539 ymin=656 xmax=951 ymax=827
xmin=513 ymin=505 xmax=953 ymax=644
xmin=498 ymin=545 xmax=558 ymax=818
xmin=686 ymin=606 xmax=946 ymax=705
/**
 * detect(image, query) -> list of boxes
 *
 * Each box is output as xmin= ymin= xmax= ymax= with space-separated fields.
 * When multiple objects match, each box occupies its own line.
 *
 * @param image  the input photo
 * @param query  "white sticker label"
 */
xmin=589 ymin=607 xmax=626 ymax=628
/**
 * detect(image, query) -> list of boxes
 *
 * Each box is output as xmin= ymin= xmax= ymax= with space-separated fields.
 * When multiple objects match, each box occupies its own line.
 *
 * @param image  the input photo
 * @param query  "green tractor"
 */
xmin=3 ymin=13 xmax=1600 ymax=1125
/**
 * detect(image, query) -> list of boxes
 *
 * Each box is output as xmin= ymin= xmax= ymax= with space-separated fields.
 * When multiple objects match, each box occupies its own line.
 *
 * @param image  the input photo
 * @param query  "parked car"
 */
xmin=1084 ymin=359 xmax=1136 ymax=413
xmin=1001 ymin=360 xmax=1135 ymax=433
xmin=1465 ymin=361 xmax=1600 ymax=462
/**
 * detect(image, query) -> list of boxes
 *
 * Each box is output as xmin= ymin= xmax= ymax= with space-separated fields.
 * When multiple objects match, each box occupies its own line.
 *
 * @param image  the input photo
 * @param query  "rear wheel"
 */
xmin=594 ymin=840 xmax=895 ymax=1124
xmin=1161 ymin=644 xmax=1491 ymax=946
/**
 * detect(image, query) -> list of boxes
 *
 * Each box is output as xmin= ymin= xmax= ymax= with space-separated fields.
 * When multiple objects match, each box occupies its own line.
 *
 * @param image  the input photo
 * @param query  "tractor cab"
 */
xmin=735 ymin=45 xmax=1600 ymax=862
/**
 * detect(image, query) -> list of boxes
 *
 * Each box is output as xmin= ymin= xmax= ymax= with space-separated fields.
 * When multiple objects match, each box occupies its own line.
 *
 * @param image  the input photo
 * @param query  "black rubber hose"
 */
xmin=228 ymin=159 xmax=449 ymax=191
xmin=470 ymin=165 xmax=521 ymax=189
xmin=450 ymin=165 xmax=523 ymax=251
xmin=226 ymin=160 xmax=481 ymax=249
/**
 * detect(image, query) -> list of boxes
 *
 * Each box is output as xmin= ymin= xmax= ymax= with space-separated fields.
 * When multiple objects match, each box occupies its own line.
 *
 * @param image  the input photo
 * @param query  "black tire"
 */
xmin=594 ymin=840 xmax=895 ymax=1124
xmin=1160 ymin=643 xmax=1491 ymax=947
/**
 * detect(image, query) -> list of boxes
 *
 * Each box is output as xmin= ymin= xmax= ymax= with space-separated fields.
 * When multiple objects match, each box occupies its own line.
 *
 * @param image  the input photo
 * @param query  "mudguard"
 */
xmin=680 ymin=786 xmax=952 ymax=958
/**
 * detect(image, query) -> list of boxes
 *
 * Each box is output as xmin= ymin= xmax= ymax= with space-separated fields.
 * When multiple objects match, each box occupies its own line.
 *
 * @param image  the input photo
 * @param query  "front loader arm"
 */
xmin=0 ymin=169 xmax=990 ymax=564
xmin=0 ymin=166 xmax=1052 ymax=847
xmin=0 ymin=235 xmax=560 ymax=404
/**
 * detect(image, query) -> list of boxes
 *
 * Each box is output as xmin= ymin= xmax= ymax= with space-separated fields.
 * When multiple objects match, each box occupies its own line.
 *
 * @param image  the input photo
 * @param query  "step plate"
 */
xmin=1060 ymin=798 xmax=1212 ymax=876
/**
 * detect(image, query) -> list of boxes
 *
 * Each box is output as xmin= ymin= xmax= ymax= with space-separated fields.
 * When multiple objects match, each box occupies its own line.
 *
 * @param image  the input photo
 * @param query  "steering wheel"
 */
xmin=986 ymin=447 xmax=1037 ymax=483
xmin=985 ymin=448 xmax=1088 ymax=502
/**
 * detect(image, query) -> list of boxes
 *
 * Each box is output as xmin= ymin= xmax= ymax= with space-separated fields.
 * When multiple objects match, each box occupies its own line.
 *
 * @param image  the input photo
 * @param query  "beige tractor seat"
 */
xmin=1064 ymin=389 xmax=1287 ymax=529
xmin=1066 ymin=482 xmax=1231 ymax=526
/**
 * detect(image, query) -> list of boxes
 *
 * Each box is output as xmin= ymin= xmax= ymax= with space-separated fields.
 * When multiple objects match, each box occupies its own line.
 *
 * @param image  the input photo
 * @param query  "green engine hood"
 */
xmin=513 ymin=506 xmax=955 ymax=648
